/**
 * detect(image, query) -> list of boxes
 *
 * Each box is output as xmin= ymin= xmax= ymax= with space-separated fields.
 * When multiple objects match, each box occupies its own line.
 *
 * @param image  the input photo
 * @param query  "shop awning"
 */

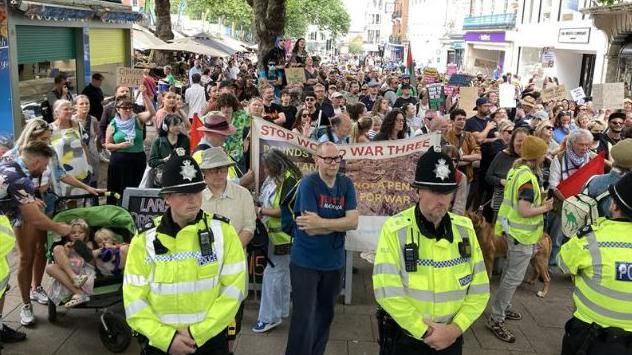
xmin=10 ymin=0 xmax=142 ymax=23
xmin=151 ymin=33 xmax=236 ymax=57
xmin=133 ymin=24 xmax=166 ymax=50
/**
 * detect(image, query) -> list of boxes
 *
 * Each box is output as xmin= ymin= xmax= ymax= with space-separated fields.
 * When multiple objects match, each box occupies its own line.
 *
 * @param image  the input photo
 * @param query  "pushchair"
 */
xmin=45 ymin=193 xmax=136 ymax=353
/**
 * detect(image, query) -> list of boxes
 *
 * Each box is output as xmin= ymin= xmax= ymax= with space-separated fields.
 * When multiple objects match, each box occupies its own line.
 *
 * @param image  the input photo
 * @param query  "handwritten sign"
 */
xmin=448 ymin=74 xmax=474 ymax=87
xmin=116 ymin=67 xmax=144 ymax=87
xmin=459 ymin=87 xmax=478 ymax=118
xmin=122 ymin=188 xmax=167 ymax=230
xmin=592 ymin=83 xmax=624 ymax=110
xmin=423 ymin=67 xmax=439 ymax=84
xmin=570 ymin=86 xmax=586 ymax=104
xmin=499 ymin=83 xmax=516 ymax=108
xmin=540 ymin=85 xmax=567 ymax=103
xmin=285 ymin=68 xmax=306 ymax=85
xmin=427 ymin=84 xmax=444 ymax=110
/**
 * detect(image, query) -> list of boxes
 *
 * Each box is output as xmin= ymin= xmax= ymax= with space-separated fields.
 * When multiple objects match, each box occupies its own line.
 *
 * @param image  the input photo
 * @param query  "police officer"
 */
xmin=558 ymin=172 xmax=632 ymax=355
xmin=123 ymin=151 xmax=247 ymax=355
xmin=373 ymin=147 xmax=490 ymax=355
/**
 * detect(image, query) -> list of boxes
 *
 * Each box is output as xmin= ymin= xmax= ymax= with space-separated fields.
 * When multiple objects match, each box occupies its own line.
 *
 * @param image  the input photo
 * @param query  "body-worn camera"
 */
xmin=404 ymin=243 xmax=419 ymax=272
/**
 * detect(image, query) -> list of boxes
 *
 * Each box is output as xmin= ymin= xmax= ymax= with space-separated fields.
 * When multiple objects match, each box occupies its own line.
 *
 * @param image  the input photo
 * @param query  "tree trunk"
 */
xmin=247 ymin=0 xmax=286 ymax=69
xmin=155 ymin=0 xmax=174 ymax=41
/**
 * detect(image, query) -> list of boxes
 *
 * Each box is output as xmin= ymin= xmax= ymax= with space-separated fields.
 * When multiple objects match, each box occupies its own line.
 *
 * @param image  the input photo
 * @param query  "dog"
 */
xmin=466 ymin=211 xmax=552 ymax=298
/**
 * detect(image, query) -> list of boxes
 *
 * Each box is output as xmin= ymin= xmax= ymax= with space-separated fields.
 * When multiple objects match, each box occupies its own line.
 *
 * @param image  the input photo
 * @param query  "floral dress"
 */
xmin=47 ymin=247 xmax=95 ymax=305
xmin=50 ymin=122 xmax=92 ymax=196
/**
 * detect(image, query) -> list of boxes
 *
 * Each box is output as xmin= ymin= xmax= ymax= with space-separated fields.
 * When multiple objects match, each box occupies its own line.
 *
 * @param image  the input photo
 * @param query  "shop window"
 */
xmin=559 ymin=0 xmax=580 ymax=21
xmin=517 ymin=47 xmax=544 ymax=81
xmin=540 ymin=0 xmax=553 ymax=22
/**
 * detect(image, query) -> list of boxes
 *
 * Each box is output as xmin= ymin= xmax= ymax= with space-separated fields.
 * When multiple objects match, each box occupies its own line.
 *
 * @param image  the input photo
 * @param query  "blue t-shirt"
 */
xmin=291 ymin=172 xmax=357 ymax=271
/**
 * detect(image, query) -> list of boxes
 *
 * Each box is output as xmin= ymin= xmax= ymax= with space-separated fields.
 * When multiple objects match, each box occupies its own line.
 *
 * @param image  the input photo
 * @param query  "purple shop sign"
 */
xmin=464 ymin=32 xmax=506 ymax=43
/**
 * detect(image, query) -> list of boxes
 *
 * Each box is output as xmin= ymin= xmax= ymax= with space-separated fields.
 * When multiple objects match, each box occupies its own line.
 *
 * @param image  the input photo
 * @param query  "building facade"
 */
xmin=362 ymin=0 xmax=394 ymax=56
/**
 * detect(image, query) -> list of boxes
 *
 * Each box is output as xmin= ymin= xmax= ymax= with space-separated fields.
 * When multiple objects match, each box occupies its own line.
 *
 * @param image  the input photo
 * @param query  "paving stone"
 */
xmin=328 ymin=313 xmax=375 ymax=342
xmin=347 ymin=340 xmax=378 ymax=355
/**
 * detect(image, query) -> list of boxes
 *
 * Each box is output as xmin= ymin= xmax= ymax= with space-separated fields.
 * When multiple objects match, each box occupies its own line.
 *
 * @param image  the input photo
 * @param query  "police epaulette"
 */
xmin=212 ymin=213 xmax=230 ymax=224
xmin=577 ymin=225 xmax=593 ymax=238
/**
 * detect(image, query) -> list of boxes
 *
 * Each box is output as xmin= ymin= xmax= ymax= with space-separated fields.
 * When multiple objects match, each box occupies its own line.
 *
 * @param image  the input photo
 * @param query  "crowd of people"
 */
xmin=0 ymin=34 xmax=630 ymax=355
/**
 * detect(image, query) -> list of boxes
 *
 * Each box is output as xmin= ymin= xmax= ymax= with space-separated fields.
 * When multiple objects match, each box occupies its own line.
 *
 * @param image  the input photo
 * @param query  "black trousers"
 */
xmin=384 ymin=333 xmax=463 ymax=355
xmin=141 ymin=330 xmax=228 ymax=355
xmin=107 ymin=151 xmax=146 ymax=205
xmin=561 ymin=317 xmax=632 ymax=355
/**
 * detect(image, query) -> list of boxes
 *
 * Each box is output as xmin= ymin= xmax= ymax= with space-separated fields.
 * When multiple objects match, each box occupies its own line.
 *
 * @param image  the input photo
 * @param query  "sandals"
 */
xmin=505 ymin=309 xmax=522 ymax=320
xmin=73 ymin=275 xmax=88 ymax=288
xmin=64 ymin=294 xmax=90 ymax=308
xmin=487 ymin=318 xmax=516 ymax=343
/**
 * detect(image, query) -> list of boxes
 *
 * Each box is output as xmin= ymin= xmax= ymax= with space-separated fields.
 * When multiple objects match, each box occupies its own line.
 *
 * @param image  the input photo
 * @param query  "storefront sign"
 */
xmin=558 ymin=28 xmax=590 ymax=44
xmin=116 ymin=67 xmax=144 ymax=87
xmin=592 ymin=83 xmax=624 ymax=110
xmin=464 ymin=31 xmax=506 ymax=43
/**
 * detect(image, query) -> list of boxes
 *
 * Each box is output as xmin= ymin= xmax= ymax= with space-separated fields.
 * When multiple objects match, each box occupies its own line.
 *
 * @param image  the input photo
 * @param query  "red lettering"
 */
xmin=261 ymin=125 xmax=270 ymax=136
xmin=349 ymin=146 xmax=365 ymax=156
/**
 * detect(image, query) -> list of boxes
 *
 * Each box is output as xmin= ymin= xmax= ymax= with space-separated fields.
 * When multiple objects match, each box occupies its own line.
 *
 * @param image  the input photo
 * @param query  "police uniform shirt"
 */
xmin=415 ymin=204 xmax=454 ymax=243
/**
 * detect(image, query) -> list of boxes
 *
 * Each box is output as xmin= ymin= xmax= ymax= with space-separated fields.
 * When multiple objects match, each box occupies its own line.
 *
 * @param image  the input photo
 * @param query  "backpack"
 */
xmin=247 ymin=218 xmax=274 ymax=268
xmin=561 ymin=176 xmax=609 ymax=237
xmin=280 ymin=179 xmax=300 ymax=235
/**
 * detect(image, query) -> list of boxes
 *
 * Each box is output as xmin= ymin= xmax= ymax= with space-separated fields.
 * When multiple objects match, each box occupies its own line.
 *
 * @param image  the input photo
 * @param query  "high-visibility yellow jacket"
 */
xmin=265 ymin=171 xmax=296 ymax=246
xmin=123 ymin=212 xmax=247 ymax=352
xmin=495 ymin=165 xmax=543 ymax=245
xmin=0 ymin=215 xmax=15 ymax=295
xmin=558 ymin=218 xmax=632 ymax=331
xmin=373 ymin=206 xmax=490 ymax=339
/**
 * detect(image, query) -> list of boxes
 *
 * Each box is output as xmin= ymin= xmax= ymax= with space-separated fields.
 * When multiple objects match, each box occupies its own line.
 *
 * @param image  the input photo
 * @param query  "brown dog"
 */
xmin=466 ymin=211 xmax=552 ymax=298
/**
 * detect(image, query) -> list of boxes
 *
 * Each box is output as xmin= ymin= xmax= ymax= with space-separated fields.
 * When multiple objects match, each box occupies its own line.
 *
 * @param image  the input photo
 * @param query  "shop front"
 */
xmin=4 ymin=0 xmax=140 ymax=136
xmin=463 ymin=31 xmax=513 ymax=77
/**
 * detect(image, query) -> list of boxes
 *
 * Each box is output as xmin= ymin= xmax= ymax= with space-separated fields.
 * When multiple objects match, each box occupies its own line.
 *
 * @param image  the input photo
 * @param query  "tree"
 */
xmin=246 ymin=0 xmax=287 ymax=67
xmin=155 ymin=0 xmax=174 ymax=41
xmin=285 ymin=0 xmax=350 ymax=39
xmin=348 ymin=35 xmax=363 ymax=55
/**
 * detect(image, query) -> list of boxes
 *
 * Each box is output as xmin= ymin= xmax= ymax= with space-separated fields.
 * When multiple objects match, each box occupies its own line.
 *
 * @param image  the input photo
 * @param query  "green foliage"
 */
xmin=171 ymin=0 xmax=253 ymax=26
xmin=286 ymin=0 xmax=351 ymax=38
xmin=595 ymin=0 xmax=622 ymax=5
xmin=348 ymin=35 xmax=363 ymax=54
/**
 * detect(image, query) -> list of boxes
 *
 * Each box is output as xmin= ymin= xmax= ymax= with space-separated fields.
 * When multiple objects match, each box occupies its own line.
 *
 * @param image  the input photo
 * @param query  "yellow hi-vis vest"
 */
xmin=0 ymin=216 xmax=15 ymax=296
xmin=372 ymin=206 xmax=490 ymax=339
xmin=123 ymin=212 xmax=247 ymax=352
xmin=495 ymin=165 xmax=543 ymax=245
xmin=265 ymin=171 xmax=296 ymax=246
xmin=192 ymin=147 xmax=239 ymax=181
xmin=558 ymin=218 xmax=632 ymax=331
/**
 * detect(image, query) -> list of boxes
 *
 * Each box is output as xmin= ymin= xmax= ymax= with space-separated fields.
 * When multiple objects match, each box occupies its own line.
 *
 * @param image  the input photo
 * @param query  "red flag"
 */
xmin=407 ymin=43 xmax=416 ymax=87
xmin=557 ymin=152 xmax=605 ymax=198
xmin=189 ymin=113 xmax=203 ymax=152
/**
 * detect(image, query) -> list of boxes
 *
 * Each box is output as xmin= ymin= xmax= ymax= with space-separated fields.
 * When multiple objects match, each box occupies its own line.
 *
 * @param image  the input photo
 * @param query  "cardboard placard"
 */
xmin=459 ymin=87 xmax=478 ymax=118
xmin=448 ymin=74 xmax=474 ymax=87
xmin=121 ymin=188 xmax=167 ymax=230
xmin=285 ymin=67 xmax=306 ymax=85
xmin=570 ymin=86 xmax=586 ymax=104
xmin=499 ymin=83 xmax=516 ymax=108
xmin=540 ymin=85 xmax=567 ymax=103
xmin=591 ymin=83 xmax=624 ymax=110
xmin=427 ymin=84 xmax=444 ymax=110
xmin=116 ymin=67 xmax=144 ymax=87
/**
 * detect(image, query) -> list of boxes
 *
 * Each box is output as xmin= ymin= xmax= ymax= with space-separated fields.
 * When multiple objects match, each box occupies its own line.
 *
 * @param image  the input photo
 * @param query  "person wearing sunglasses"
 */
xmin=291 ymin=108 xmax=314 ymax=138
xmin=285 ymin=142 xmax=358 ymax=355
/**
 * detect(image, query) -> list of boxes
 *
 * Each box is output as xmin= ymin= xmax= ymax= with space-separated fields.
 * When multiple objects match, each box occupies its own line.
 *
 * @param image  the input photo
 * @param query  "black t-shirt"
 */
xmin=393 ymin=96 xmax=418 ymax=108
xmin=280 ymin=105 xmax=297 ymax=130
xmin=81 ymin=83 xmax=104 ymax=119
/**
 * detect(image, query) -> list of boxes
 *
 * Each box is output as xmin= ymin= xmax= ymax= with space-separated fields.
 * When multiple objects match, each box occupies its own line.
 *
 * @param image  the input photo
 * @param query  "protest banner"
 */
xmin=121 ymin=188 xmax=166 ymax=230
xmin=427 ymin=84 xmax=444 ymax=110
xmin=448 ymin=73 xmax=474 ymax=87
xmin=499 ymin=83 xmax=516 ymax=108
xmin=116 ymin=67 xmax=144 ymax=87
xmin=423 ymin=67 xmax=439 ymax=84
xmin=592 ymin=83 xmax=624 ymax=110
xmin=459 ymin=87 xmax=478 ymax=117
xmin=251 ymin=118 xmax=433 ymax=251
xmin=540 ymin=85 xmax=567 ymax=102
xmin=446 ymin=63 xmax=458 ymax=76
xmin=570 ymin=86 xmax=586 ymax=104
xmin=284 ymin=67 xmax=306 ymax=85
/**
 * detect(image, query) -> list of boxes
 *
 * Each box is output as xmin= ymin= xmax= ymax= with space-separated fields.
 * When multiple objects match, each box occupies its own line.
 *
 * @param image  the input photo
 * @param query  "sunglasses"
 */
xmin=301 ymin=113 xmax=311 ymax=118
xmin=305 ymin=97 xmax=315 ymax=102
xmin=504 ymin=130 xmax=513 ymax=134
xmin=546 ymin=126 xmax=554 ymax=130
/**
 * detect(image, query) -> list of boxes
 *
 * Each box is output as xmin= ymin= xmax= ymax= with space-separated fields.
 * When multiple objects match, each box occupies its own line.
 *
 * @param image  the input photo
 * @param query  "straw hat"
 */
xmin=198 ymin=147 xmax=235 ymax=170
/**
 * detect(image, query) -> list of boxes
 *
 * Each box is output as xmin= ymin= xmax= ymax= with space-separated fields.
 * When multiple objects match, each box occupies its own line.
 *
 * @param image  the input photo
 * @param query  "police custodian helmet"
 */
xmin=160 ymin=148 xmax=207 ymax=195
xmin=410 ymin=147 xmax=457 ymax=193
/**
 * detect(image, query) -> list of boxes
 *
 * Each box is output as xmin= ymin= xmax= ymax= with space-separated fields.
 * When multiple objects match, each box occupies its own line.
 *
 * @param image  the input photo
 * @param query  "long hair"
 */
xmin=159 ymin=114 xmax=183 ymax=137
xmin=261 ymin=149 xmax=302 ymax=185
xmin=378 ymin=110 xmax=406 ymax=140
xmin=508 ymin=127 xmax=530 ymax=157
xmin=371 ymin=97 xmax=389 ymax=116
xmin=512 ymin=157 xmax=542 ymax=176
xmin=291 ymin=38 xmax=305 ymax=53
xmin=351 ymin=117 xmax=372 ymax=143
xmin=14 ymin=119 xmax=50 ymax=151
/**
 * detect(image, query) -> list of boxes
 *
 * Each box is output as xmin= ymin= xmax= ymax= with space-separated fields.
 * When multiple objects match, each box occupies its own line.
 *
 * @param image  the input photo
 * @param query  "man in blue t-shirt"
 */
xmin=285 ymin=142 xmax=359 ymax=355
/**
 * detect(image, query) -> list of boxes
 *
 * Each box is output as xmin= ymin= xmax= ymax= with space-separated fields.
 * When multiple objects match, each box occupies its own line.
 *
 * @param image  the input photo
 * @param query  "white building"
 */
xmin=362 ymin=0 xmax=394 ymax=55
xmin=306 ymin=25 xmax=337 ymax=57
xmin=408 ymin=0 xmax=470 ymax=70
xmin=462 ymin=0 xmax=607 ymax=94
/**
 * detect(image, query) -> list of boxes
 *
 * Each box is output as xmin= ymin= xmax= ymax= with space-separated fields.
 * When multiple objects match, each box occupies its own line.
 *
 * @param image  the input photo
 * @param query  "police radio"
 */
xmin=199 ymin=220 xmax=215 ymax=257
xmin=458 ymin=237 xmax=471 ymax=258
xmin=404 ymin=243 xmax=418 ymax=272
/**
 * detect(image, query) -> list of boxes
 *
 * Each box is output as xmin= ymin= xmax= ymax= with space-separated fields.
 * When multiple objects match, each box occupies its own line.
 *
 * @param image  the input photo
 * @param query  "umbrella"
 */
xmin=133 ymin=25 xmax=166 ymax=51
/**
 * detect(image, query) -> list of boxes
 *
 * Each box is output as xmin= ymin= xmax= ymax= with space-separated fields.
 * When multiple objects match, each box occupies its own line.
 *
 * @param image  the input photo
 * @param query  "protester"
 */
xmin=81 ymin=73 xmax=104 ymax=120
xmin=317 ymin=114 xmax=352 ymax=144
xmin=585 ymin=139 xmax=632 ymax=217
xmin=290 ymin=38 xmax=308 ymax=66
xmin=285 ymin=142 xmax=358 ymax=355
xmin=351 ymin=117 xmax=372 ymax=143
xmin=360 ymin=80 xmax=380 ymax=111
xmin=147 ymin=114 xmax=190 ymax=187
xmin=47 ymin=74 xmax=74 ymax=108
xmin=185 ymin=73 xmax=207 ymax=121
xmin=373 ymin=110 xmax=406 ymax=141
xmin=371 ymin=96 xmax=390 ymax=118
xmin=445 ymin=109 xmax=481 ymax=184
xmin=72 ymin=95 xmax=100 ymax=186
xmin=552 ymin=110 xmax=575 ymax=144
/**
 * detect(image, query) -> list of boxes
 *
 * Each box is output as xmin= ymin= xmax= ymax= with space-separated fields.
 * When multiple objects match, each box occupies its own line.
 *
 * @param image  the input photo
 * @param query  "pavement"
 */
xmin=0 ymin=250 xmax=574 ymax=355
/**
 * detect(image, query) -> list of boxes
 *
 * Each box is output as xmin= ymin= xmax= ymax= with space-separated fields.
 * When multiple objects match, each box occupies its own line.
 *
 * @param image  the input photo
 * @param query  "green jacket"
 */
xmin=148 ymin=134 xmax=191 ymax=168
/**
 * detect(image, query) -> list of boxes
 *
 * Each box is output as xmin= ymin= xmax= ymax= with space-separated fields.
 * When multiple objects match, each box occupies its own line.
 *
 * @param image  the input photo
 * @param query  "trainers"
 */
xmin=73 ymin=274 xmax=88 ymax=288
xmin=488 ymin=318 xmax=515 ymax=343
xmin=20 ymin=304 xmax=35 ymax=326
xmin=0 ymin=324 xmax=26 ymax=343
xmin=505 ymin=309 xmax=522 ymax=321
xmin=252 ymin=320 xmax=281 ymax=333
xmin=29 ymin=286 xmax=48 ymax=305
